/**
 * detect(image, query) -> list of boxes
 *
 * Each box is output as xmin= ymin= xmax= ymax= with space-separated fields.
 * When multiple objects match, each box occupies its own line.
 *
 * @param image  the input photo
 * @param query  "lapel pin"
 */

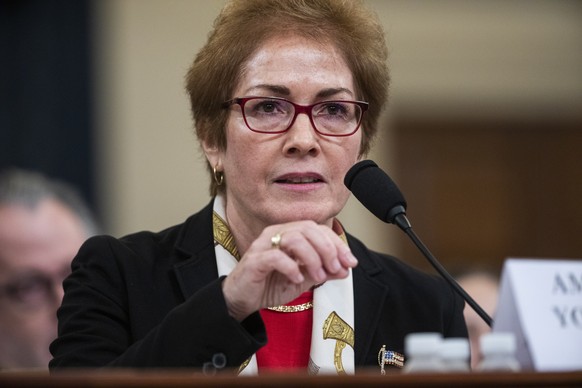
xmin=377 ymin=345 xmax=404 ymax=375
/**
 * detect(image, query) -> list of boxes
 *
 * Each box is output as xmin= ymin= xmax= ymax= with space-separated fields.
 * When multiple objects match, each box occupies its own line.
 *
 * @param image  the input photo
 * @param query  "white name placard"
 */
xmin=493 ymin=258 xmax=582 ymax=371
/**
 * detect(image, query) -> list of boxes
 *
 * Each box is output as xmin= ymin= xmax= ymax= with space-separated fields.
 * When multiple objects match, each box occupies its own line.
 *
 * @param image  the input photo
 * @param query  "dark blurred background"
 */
xmin=0 ymin=0 xmax=95 ymax=207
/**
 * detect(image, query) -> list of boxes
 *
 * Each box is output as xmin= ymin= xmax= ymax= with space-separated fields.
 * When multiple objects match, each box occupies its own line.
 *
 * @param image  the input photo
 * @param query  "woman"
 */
xmin=50 ymin=0 xmax=467 ymax=374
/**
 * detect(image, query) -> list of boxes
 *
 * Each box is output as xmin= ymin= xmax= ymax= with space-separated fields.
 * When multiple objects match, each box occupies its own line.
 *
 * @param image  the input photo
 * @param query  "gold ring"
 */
xmin=271 ymin=233 xmax=282 ymax=249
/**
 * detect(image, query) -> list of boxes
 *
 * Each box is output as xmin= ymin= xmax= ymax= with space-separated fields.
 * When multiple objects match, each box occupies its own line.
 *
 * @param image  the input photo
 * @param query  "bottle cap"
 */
xmin=480 ymin=332 xmax=516 ymax=355
xmin=405 ymin=332 xmax=442 ymax=356
xmin=441 ymin=337 xmax=470 ymax=360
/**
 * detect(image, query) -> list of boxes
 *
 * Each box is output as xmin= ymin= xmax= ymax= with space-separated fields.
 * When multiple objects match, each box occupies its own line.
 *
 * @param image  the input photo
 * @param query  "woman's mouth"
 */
xmin=277 ymin=176 xmax=322 ymax=184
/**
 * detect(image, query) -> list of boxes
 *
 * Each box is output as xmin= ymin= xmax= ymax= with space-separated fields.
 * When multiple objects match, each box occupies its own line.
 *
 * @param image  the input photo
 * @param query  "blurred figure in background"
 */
xmin=0 ymin=169 xmax=98 ymax=369
xmin=457 ymin=269 xmax=499 ymax=370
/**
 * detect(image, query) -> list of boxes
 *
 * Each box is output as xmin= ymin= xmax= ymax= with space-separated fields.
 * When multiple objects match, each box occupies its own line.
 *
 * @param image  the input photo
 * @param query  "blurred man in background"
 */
xmin=0 ymin=169 xmax=98 ymax=369
xmin=457 ymin=269 xmax=499 ymax=369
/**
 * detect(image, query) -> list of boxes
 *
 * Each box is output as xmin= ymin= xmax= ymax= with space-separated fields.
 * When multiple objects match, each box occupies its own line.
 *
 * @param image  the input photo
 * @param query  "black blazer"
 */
xmin=50 ymin=199 xmax=467 ymax=371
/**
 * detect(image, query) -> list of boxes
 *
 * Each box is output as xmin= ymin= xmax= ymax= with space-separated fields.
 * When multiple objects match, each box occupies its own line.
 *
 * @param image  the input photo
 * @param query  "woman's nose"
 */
xmin=282 ymin=113 xmax=320 ymax=156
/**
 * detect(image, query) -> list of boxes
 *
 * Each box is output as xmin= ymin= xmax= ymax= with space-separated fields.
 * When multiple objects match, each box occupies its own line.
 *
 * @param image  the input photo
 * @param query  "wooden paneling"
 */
xmin=392 ymin=118 xmax=582 ymax=275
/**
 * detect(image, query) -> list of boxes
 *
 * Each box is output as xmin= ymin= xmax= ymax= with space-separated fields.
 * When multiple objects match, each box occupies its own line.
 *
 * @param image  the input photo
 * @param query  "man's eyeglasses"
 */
xmin=223 ymin=96 xmax=368 ymax=137
xmin=0 ymin=268 xmax=70 ymax=310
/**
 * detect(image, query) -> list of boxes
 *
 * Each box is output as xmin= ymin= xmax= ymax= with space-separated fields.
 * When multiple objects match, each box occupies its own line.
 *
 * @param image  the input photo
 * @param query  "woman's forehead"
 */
xmin=234 ymin=35 xmax=353 ymax=98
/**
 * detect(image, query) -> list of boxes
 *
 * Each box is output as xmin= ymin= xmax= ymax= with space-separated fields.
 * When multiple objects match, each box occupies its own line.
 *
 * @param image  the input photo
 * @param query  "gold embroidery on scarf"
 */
xmin=238 ymin=356 xmax=251 ymax=374
xmin=323 ymin=311 xmax=355 ymax=375
xmin=213 ymin=211 xmax=240 ymax=260
xmin=339 ymin=233 xmax=348 ymax=244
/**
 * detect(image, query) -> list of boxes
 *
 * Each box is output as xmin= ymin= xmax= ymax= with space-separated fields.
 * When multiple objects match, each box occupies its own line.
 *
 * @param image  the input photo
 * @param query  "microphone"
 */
xmin=344 ymin=160 xmax=493 ymax=327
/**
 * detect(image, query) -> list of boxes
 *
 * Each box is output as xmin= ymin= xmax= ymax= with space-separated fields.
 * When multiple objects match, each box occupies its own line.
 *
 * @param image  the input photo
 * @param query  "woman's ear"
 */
xmin=201 ymin=139 xmax=222 ymax=170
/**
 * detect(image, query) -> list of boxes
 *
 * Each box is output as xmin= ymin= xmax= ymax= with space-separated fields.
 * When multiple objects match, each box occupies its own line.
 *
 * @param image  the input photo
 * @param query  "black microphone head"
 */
xmin=344 ymin=160 xmax=407 ymax=224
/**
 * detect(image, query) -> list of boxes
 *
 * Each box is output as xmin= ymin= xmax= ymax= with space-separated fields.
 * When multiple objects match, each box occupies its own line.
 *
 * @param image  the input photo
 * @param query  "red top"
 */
xmin=256 ymin=290 xmax=313 ymax=372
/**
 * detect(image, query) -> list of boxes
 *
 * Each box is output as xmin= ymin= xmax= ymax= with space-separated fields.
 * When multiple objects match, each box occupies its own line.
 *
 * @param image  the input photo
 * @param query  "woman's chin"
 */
xmin=267 ymin=203 xmax=338 ymax=225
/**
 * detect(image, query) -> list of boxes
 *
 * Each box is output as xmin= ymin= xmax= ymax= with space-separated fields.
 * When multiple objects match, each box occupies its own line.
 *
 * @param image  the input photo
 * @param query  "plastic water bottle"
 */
xmin=441 ymin=337 xmax=470 ymax=372
xmin=403 ymin=332 xmax=443 ymax=373
xmin=477 ymin=332 xmax=521 ymax=372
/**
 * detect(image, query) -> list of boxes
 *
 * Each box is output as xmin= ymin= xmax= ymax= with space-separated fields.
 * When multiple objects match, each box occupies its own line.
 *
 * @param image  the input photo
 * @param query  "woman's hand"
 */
xmin=221 ymin=220 xmax=358 ymax=321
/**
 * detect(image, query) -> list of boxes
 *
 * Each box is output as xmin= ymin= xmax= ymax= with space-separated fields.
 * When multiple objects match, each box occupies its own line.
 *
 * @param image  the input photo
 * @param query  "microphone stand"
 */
xmin=393 ymin=211 xmax=494 ymax=327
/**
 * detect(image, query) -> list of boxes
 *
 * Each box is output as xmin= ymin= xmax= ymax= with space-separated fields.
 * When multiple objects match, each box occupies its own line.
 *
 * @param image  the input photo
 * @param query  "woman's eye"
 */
xmin=259 ymin=102 xmax=277 ymax=112
xmin=319 ymin=103 xmax=348 ymax=116
xmin=250 ymin=100 xmax=284 ymax=114
xmin=327 ymin=105 xmax=341 ymax=115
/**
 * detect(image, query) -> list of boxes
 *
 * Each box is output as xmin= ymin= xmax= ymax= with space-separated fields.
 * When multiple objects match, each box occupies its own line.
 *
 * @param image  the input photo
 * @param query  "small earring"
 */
xmin=213 ymin=165 xmax=224 ymax=186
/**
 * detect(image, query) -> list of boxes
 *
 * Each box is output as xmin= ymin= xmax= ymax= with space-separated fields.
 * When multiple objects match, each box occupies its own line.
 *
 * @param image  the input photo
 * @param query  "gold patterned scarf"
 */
xmin=212 ymin=194 xmax=355 ymax=375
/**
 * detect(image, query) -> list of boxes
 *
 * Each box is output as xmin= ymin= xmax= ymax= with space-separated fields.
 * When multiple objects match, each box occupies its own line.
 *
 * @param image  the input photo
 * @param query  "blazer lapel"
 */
xmin=172 ymin=201 xmax=220 ymax=300
xmin=349 ymin=236 xmax=390 ymax=366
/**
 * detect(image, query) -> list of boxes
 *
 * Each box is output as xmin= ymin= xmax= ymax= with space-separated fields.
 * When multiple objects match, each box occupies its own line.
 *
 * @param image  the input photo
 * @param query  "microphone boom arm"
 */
xmin=394 ymin=213 xmax=494 ymax=327
xmin=344 ymin=159 xmax=494 ymax=328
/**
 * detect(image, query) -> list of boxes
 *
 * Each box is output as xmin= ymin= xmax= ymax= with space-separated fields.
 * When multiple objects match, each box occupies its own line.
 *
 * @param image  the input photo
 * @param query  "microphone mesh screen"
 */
xmin=344 ymin=160 xmax=407 ymax=223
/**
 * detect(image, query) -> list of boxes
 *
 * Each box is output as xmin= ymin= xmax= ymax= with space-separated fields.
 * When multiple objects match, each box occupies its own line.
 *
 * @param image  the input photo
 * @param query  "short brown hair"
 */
xmin=186 ymin=0 xmax=390 ymax=195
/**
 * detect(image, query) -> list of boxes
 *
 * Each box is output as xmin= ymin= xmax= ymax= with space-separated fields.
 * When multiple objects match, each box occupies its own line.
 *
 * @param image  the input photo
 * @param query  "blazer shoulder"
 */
xmin=77 ymin=200 xmax=215 ymax=268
